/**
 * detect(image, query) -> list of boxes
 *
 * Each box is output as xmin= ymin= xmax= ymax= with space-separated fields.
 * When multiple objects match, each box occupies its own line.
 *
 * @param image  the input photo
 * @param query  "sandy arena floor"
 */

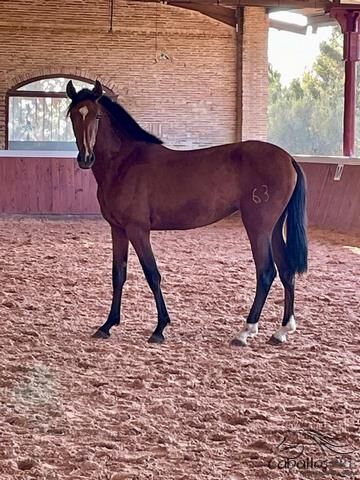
xmin=0 ymin=216 xmax=359 ymax=480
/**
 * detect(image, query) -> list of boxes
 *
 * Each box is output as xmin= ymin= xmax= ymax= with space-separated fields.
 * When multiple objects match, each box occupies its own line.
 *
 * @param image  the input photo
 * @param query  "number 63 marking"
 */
xmin=252 ymin=185 xmax=270 ymax=204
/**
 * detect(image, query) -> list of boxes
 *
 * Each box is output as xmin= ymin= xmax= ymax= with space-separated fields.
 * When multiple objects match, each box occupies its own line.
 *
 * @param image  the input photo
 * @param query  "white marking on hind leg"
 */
xmin=234 ymin=323 xmax=258 ymax=346
xmin=272 ymin=315 xmax=296 ymax=343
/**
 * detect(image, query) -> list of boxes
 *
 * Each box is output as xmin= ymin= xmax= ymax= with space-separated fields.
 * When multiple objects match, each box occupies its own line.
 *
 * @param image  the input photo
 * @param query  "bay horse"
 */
xmin=66 ymin=80 xmax=307 ymax=346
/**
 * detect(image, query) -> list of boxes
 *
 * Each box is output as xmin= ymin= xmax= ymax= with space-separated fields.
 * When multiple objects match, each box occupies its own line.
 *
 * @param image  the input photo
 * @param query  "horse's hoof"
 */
xmin=268 ymin=334 xmax=286 ymax=345
xmin=92 ymin=329 xmax=110 ymax=339
xmin=231 ymin=337 xmax=247 ymax=347
xmin=148 ymin=334 xmax=165 ymax=344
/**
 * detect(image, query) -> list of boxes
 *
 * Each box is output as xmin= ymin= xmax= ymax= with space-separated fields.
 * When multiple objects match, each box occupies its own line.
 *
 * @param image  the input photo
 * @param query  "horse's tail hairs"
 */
xmin=285 ymin=159 xmax=308 ymax=275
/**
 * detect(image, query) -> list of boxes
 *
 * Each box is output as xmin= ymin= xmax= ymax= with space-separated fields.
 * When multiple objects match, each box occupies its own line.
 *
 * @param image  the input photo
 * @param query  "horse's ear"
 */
xmin=93 ymin=80 xmax=103 ymax=100
xmin=66 ymin=80 xmax=77 ymax=100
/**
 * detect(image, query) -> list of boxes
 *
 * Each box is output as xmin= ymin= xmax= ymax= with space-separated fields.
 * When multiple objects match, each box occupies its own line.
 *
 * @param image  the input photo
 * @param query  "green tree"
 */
xmin=269 ymin=64 xmax=283 ymax=103
xmin=269 ymin=27 xmax=360 ymax=156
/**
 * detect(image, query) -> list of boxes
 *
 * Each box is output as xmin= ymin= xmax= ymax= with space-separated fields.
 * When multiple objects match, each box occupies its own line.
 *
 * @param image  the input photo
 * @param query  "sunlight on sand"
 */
xmin=343 ymin=246 xmax=360 ymax=256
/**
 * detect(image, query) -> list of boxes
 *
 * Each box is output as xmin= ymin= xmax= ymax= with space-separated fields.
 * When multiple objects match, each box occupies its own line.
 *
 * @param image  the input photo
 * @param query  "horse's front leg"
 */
xmin=93 ymin=226 xmax=129 ymax=339
xmin=127 ymin=227 xmax=170 ymax=343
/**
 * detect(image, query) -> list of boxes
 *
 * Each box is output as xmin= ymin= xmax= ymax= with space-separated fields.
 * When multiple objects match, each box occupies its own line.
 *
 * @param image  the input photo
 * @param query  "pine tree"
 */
xmin=268 ymin=27 xmax=360 ymax=156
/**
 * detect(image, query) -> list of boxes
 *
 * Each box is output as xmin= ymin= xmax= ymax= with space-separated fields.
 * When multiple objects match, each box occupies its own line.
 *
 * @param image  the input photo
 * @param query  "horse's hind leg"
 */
xmin=270 ymin=214 xmax=297 ymax=343
xmin=232 ymin=214 xmax=277 ymax=346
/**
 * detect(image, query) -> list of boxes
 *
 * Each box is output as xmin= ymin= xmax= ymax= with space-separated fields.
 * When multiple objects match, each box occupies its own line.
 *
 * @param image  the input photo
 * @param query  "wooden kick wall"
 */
xmin=301 ymin=163 xmax=360 ymax=234
xmin=0 ymin=156 xmax=359 ymax=234
xmin=0 ymin=156 xmax=100 ymax=215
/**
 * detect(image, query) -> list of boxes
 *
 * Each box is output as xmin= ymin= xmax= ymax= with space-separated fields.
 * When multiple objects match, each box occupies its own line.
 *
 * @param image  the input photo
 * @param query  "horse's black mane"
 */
xmin=67 ymin=89 xmax=163 ymax=145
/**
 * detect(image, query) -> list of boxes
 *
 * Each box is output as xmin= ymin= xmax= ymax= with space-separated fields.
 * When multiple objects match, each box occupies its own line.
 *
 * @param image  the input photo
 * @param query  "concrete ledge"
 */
xmin=0 ymin=150 xmax=76 ymax=158
xmin=0 ymin=150 xmax=359 ymax=165
xmin=295 ymin=155 xmax=360 ymax=166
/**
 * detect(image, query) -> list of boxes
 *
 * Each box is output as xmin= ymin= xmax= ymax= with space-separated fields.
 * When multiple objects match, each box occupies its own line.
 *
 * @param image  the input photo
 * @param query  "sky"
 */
xmin=268 ymin=12 xmax=334 ymax=85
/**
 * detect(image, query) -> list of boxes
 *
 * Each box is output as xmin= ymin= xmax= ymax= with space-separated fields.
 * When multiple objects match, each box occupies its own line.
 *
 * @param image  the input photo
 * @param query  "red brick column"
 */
xmin=237 ymin=6 xmax=269 ymax=142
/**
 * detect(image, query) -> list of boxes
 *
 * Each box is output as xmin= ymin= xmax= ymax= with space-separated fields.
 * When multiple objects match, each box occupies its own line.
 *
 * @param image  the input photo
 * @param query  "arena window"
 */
xmin=6 ymin=76 xmax=112 ymax=151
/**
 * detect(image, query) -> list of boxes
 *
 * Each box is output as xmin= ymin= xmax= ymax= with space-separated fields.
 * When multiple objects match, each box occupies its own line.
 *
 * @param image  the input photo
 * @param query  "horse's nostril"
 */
xmin=76 ymin=152 xmax=92 ymax=168
xmin=86 ymin=152 xmax=95 ymax=166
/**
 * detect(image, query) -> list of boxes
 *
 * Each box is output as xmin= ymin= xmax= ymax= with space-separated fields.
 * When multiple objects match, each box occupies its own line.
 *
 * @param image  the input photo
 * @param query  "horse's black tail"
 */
xmin=285 ymin=159 xmax=308 ymax=275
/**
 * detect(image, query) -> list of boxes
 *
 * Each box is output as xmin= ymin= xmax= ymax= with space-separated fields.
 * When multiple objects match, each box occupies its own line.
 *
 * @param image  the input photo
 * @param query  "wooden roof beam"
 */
xmin=146 ymin=0 xmax=332 ymax=9
xmin=269 ymin=18 xmax=308 ymax=32
xmin=165 ymin=2 xmax=236 ymax=26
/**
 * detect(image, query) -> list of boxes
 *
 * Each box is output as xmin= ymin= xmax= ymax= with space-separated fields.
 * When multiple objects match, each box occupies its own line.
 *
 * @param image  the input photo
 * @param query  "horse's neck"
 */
xmin=92 ymin=113 xmax=131 ymax=187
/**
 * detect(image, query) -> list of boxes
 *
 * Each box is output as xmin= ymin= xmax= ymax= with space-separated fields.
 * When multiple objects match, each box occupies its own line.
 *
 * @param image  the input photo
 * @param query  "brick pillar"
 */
xmin=0 ymin=90 xmax=6 ymax=149
xmin=236 ymin=6 xmax=269 ymax=141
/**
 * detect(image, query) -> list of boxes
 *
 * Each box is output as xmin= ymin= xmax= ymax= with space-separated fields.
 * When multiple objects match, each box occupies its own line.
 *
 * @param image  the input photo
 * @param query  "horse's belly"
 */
xmin=151 ymin=201 xmax=238 ymax=230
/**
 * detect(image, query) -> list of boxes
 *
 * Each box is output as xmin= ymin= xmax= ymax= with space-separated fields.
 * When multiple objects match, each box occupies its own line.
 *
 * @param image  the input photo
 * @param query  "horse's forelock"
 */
xmin=66 ymin=89 xmax=98 ymax=116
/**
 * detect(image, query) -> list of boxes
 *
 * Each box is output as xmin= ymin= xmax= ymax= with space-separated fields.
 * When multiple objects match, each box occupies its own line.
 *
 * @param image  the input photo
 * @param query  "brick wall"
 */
xmin=241 ymin=6 xmax=269 ymax=141
xmin=0 ymin=1 xmax=268 ymax=149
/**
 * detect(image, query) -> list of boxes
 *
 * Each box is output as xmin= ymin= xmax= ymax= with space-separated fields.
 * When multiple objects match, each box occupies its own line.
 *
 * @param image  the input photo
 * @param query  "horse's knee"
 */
xmin=113 ymin=264 xmax=127 ymax=290
xmin=144 ymin=265 xmax=161 ymax=291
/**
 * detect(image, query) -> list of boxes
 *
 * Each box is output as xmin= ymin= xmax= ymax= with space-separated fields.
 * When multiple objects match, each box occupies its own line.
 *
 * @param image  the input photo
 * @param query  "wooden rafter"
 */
xmin=130 ymin=0 xmax=337 ymax=27
xmin=131 ymin=0 xmax=334 ymax=9
xmin=164 ymin=2 xmax=237 ymax=26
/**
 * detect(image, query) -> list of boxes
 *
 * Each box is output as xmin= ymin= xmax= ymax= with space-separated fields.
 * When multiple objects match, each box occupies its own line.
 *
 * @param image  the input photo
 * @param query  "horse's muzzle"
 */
xmin=77 ymin=151 xmax=95 ymax=169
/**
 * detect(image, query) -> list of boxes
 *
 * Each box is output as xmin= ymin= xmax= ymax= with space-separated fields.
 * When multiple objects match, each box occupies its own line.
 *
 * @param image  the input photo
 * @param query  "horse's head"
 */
xmin=66 ymin=80 xmax=103 ymax=169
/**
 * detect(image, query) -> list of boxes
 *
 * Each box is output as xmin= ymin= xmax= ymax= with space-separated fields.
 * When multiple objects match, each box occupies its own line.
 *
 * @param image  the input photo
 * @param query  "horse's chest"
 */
xmin=97 ymin=185 xmax=145 ymax=227
xmin=97 ymin=187 xmax=123 ymax=225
